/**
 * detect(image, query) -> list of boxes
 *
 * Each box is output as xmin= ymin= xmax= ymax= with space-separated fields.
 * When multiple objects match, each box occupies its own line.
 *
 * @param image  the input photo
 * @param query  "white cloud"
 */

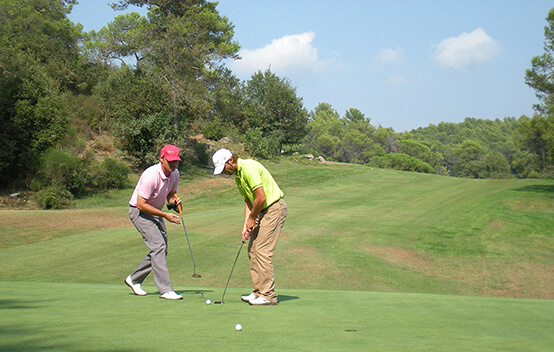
xmin=229 ymin=32 xmax=327 ymax=76
xmin=432 ymin=28 xmax=503 ymax=70
xmin=375 ymin=47 xmax=406 ymax=64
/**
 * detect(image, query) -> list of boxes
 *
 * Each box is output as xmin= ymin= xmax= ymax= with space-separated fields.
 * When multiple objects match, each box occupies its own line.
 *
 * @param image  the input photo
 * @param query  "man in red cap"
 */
xmin=125 ymin=145 xmax=184 ymax=300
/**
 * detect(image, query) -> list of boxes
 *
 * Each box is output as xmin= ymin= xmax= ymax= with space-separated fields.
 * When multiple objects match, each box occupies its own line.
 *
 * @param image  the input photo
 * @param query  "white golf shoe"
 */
xmin=125 ymin=275 xmax=147 ymax=296
xmin=248 ymin=296 xmax=277 ymax=306
xmin=160 ymin=291 xmax=183 ymax=300
xmin=241 ymin=292 xmax=257 ymax=302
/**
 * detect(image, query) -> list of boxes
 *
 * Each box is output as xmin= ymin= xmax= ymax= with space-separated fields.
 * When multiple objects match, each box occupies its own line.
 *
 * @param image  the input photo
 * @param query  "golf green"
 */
xmin=1 ymin=281 xmax=552 ymax=351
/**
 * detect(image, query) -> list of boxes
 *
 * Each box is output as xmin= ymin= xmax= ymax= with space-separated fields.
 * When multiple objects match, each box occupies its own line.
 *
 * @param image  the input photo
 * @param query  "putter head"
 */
xmin=192 ymin=274 xmax=202 ymax=278
xmin=214 ymin=301 xmax=224 ymax=304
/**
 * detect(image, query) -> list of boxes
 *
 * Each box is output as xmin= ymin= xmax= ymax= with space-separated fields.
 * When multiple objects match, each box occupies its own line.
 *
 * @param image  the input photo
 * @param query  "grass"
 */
xmin=1 ymin=159 xmax=553 ymax=351
xmin=2 ymin=281 xmax=552 ymax=352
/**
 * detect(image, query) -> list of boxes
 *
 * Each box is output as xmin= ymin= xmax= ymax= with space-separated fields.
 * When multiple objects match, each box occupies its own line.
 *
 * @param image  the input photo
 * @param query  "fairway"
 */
xmin=1 ymin=161 xmax=553 ymax=351
xmin=2 ymin=281 xmax=553 ymax=352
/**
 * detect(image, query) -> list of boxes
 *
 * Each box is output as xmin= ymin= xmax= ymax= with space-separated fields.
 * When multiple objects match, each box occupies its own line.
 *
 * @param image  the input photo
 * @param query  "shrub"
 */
xmin=193 ymin=142 xmax=210 ymax=166
xmin=33 ymin=148 xmax=89 ymax=196
xmin=36 ymin=184 xmax=74 ymax=209
xmin=115 ymin=113 xmax=188 ymax=168
xmin=93 ymin=157 xmax=130 ymax=190
xmin=242 ymin=128 xmax=279 ymax=159
xmin=201 ymin=120 xmax=226 ymax=140
xmin=367 ymin=153 xmax=435 ymax=173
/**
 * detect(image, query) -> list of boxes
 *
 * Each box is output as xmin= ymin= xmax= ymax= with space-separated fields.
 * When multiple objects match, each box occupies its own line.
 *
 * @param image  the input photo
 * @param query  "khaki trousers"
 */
xmin=248 ymin=198 xmax=287 ymax=302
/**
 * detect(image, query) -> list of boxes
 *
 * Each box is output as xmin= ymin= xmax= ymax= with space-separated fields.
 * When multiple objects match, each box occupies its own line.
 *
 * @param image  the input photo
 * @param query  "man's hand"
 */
xmin=165 ymin=212 xmax=180 ymax=224
xmin=167 ymin=196 xmax=182 ymax=212
xmin=167 ymin=202 xmax=178 ymax=212
xmin=241 ymin=226 xmax=251 ymax=242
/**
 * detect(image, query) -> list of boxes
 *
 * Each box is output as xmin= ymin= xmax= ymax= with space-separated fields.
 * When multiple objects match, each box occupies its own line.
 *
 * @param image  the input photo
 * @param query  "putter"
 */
xmin=214 ymin=239 xmax=246 ymax=304
xmin=174 ymin=194 xmax=201 ymax=278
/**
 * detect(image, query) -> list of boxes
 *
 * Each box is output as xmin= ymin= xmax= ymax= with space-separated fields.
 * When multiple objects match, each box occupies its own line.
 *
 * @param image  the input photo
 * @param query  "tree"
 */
xmin=525 ymin=7 xmax=554 ymax=116
xmin=516 ymin=115 xmax=553 ymax=171
xmin=93 ymin=65 xmax=169 ymax=128
xmin=450 ymin=140 xmax=484 ymax=178
xmin=339 ymin=108 xmax=379 ymax=163
xmin=244 ymin=69 xmax=308 ymax=153
xmin=304 ymin=103 xmax=342 ymax=157
xmin=399 ymin=140 xmax=443 ymax=169
xmin=205 ymin=68 xmax=247 ymax=139
xmin=93 ymin=0 xmax=240 ymax=127
xmin=85 ymin=12 xmax=148 ymax=66
xmin=0 ymin=0 xmax=82 ymax=186
xmin=482 ymin=150 xmax=512 ymax=179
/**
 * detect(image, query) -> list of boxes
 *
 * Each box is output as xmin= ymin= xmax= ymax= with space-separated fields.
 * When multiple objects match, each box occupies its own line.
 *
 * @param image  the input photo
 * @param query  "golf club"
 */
xmin=174 ymin=194 xmax=201 ymax=278
xmin=214 ymin=239 xmax=246 ymax=304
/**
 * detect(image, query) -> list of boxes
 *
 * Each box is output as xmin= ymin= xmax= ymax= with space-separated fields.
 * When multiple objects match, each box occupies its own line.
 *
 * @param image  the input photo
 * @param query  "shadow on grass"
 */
xmin=0 ymin=299 xmax=46 ymax=309
xmin=0 ymin=326 xmax=137 ymax=352
xmin=125 ymin=289 xmax=213 ymax=297
xmin=175 ymin=289 xmax=213 ymax=296
xmin=278 ymin=295 xmax=299 ymax=303
xmin=513 ymin=184 xmax=554 ymax=195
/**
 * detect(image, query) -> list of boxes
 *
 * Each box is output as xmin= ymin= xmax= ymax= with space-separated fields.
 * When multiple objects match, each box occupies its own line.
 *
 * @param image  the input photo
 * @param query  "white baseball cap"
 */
xmin=212 ymin=148 xmax=233 ymax=175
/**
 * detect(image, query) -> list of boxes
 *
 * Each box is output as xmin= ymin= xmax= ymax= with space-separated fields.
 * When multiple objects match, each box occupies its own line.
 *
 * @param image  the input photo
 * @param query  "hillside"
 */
xmin=0 ymin=160 xmax=552 ymax=299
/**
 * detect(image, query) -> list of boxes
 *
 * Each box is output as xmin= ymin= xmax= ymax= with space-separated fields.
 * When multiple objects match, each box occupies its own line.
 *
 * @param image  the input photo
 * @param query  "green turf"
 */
xmin=1 ymin=161 xmax=553 ymax=350
xmin=1 ymin=163 xmax=553 ymax=297
xmin=1 ymin=281 xmax=552 ymax=352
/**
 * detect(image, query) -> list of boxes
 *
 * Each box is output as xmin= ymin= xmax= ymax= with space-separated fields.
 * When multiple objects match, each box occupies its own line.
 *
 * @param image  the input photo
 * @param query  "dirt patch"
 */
xmin=504 ymin=199 xmax=554 ymax=213
xmin=0 ymin=208 xmax=131 ymax=248
xmin=284 ymin=246 xmax=325 ymax=274
xmin=364 ymin=245 xmax=554 ymax=299
xmin=177 ymin=176 xmax=235 ymax=197
xmin=363 ymin=245 xmax=435 ymax=274
xmin=1 ymin=209 xmax=130 ymax=230
xmin=489 ymin=221 xmax=504 ymax=229
xmin=495 ymin=261 xmax=554 ymax=299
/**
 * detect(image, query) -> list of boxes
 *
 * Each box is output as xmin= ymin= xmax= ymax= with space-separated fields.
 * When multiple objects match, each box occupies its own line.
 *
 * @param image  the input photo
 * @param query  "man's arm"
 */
xmin=242 ymin=187 xmax=266 ymax=240
xmin=137 ymin=195 xmax=180 ymax=224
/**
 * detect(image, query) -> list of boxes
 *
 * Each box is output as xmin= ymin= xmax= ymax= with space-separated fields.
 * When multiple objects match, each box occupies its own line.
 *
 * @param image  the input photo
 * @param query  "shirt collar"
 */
xmin=235 ymin=158 xmax=243 ymax=177
xmin=157 ymin=162 xmax=169 ymax=180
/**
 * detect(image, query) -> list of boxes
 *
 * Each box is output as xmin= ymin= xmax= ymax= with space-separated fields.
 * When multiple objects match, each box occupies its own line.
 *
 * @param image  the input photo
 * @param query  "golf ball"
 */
xmin=205 ymin=299 xmax=211 ymax=305
xmin=235 ymin=324 xmax=242 ymax=331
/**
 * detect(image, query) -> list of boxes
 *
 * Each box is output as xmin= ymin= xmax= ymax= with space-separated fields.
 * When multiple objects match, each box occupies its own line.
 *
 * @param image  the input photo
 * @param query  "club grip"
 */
xmin=174 ymin=194 xmax=183 ymax=217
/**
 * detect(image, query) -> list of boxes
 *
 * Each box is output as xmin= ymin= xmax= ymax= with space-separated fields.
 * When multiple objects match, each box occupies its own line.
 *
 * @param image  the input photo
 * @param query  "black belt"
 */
xmin=263 ymin=197 xmax=283 ymax=211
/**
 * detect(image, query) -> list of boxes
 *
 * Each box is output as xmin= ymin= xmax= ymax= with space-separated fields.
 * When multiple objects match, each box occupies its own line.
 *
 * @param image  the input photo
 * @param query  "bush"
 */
xmin=242 ymin=128 xmax=279 ymax=159
xmin=482 ymin=150 xmax=512 ymax=179
xmin=201 ymin=119 xmax=226 ymax=140
xmin=92 ymin=157 xmax=130 ymax=190
xmin=36 ymin=184 xmax=74 ymax=209
xmin=32 ymin=148 xmax=131 ymax=206
xmin=193 ymin=142 xmax=210 ymax=166
xmin=33 ymin=148 xmax=89 ymax=196
xmin=367 ymin=153 xmax=435 ymax=173
xmin=115 ymin=113 xmax=189 ymax=168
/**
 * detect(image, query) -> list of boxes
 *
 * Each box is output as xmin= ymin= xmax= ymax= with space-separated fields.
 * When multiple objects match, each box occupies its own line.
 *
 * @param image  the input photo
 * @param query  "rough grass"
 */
xmin=0 ymin=160 xmax=553 ymax=299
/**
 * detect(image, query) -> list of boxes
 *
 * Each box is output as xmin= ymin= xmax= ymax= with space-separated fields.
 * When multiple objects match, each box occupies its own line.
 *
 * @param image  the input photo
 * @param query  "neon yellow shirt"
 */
xmin=235 ymin=158 xmax=284 ymax=208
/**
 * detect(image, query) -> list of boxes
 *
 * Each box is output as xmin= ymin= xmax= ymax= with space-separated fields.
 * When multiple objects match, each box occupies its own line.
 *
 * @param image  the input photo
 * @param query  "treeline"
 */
xmin=1 ymin=1 xmax=553 ymax=209
xmin=302 ymin=106 xmax=551 ymax=179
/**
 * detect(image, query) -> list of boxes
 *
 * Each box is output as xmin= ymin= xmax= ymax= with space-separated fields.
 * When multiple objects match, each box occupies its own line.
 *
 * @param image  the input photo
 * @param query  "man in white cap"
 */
xmin=212 ymin=148 xmax=287 ymax=305
xmin=125 ymin=144 xmax=183 ymax=300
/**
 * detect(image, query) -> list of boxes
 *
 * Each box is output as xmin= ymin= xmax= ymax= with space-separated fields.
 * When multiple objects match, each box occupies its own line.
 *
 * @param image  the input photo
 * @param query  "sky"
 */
xmin=68 ymin=0 xmax=554 ymax=132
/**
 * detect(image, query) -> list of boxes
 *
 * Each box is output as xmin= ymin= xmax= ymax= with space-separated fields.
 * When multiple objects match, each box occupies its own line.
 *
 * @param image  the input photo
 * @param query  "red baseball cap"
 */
xmin=160 ymin=145 xmax=181 ymax=161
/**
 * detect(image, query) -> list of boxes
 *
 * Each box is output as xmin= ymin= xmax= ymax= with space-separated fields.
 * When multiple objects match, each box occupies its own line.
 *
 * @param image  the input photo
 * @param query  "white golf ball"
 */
xmin=235 ymin=324 xmax=242 ymax=331
xmin=205 ymin=299 xmax=211 ymax=305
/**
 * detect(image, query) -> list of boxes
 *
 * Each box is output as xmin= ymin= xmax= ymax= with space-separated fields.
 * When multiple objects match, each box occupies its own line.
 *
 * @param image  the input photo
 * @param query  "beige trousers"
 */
xmin=248 ymin=198 xmax=287 ymax=302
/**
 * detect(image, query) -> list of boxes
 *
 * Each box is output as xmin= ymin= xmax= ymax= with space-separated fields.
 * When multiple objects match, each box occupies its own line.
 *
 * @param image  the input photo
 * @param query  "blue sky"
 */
xmin=69 ymin=1 xmax=553 ymax=132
